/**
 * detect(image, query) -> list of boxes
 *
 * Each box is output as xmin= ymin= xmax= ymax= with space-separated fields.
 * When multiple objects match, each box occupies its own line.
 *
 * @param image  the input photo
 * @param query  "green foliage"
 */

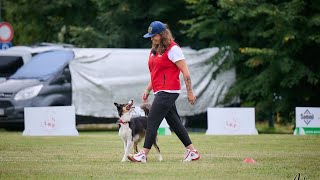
xmin=3 ymin=0 xmax=190 ymax=48
xmin=183 ymin=0 xmax=320 ymax=123
xmin=67 ymin=26 xmax=107 ymax=48
xmin=3 ymin=0 xmax=99 ymax=46
xmin=93 ymin=0 xmax=190 ymax=48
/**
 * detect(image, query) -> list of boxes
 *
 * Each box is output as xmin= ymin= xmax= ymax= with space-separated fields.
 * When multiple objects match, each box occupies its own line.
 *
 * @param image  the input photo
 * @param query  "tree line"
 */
xmin=2 ymin=0 xmax=319 ymax=124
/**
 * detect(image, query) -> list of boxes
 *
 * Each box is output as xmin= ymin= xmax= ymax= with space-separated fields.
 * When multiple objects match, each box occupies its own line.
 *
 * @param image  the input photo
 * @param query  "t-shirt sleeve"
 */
xmin=168 ymin=45 xmax=185 ymax=63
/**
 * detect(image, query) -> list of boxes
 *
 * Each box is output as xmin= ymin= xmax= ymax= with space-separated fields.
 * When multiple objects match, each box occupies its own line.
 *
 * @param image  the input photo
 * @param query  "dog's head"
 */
xmin=114 ymin=100 xmax=134 ymax=117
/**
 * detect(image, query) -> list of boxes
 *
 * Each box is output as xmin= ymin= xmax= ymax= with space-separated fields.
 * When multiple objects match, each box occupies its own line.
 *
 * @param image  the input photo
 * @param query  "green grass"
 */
xmin=0 ymin=131 xmax=319 ymax=180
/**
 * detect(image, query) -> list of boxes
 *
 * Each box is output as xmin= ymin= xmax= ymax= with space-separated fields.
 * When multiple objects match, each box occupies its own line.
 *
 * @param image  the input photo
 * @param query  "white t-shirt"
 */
xmin=168 ymin=45 xmax=185 ymax=63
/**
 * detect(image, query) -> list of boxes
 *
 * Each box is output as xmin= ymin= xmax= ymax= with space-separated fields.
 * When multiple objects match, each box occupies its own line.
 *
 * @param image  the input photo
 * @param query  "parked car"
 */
xmin=0 ymin=44 xmax=67 ymax=82
xmin=0 ymin=49 xmax=74 ymax=130
xmin=0 ymin=48 xmax=32 ymax=83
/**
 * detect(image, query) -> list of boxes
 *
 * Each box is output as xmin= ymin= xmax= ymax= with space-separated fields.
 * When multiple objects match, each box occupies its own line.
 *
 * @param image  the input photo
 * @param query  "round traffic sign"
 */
xmin=0 ymin=22 xmax=14 ymax=43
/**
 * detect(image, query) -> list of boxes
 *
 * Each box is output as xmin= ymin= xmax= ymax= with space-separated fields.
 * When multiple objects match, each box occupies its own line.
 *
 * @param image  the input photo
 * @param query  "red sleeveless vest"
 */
xmin=148 ymin=41 xmax=181 ymax=93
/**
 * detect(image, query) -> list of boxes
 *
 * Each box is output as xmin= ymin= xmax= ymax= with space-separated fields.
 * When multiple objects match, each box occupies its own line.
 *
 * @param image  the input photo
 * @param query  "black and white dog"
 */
xmin=114 ymin=100 xmax=162 ymax=162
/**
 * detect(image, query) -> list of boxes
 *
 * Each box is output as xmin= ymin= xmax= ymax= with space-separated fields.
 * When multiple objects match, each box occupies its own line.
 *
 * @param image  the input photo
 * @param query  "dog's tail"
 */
xmin=140 ymin=103 xmax=151 ymax=116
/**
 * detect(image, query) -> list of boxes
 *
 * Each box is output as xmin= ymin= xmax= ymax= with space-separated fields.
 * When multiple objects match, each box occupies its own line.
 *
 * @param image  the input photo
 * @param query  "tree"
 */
xmin=182 ymin=0 xmax=320 ymax=123
xmin=3 ymin=0 xmax=191 ymax=48
xmin=3 ymin=0 xmax=101 ymax=46
xmin=93 ymin=0 xmax=190 ymax=48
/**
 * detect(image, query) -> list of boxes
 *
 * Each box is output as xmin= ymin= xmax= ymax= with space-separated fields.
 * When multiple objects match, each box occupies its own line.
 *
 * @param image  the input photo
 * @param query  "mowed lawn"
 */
xmin=0 ymin=130 xmax=319 ymax=180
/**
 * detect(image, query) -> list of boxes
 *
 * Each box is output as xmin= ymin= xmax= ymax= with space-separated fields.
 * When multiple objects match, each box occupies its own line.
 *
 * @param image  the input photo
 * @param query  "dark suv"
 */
xmin=0 ymin=49 xmax=74 ymax=130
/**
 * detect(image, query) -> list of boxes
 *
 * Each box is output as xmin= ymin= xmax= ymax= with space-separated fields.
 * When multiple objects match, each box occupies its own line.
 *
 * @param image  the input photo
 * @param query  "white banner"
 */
xmin=294 ymin=107 xmax=320 ymax=135
xmin=23 ymin=106 xmax=79 ymax=136
xmin=206 ymin=108 xmax=258 ymax=135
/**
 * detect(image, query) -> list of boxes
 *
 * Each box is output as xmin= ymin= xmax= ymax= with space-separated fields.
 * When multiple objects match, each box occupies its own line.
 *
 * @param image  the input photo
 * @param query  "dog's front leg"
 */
xmin=121 ymin=139 xmax=128 ymax=162
xmin=124 ymin=138 xmax=128 ymax=152
xmin=122 ymin=139 xmax=133 ymax=162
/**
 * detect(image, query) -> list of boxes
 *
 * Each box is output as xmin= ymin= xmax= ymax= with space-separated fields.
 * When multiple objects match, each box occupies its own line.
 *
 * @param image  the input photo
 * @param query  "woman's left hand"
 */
xmin=188 ymin=93 xmax=197 ymax=105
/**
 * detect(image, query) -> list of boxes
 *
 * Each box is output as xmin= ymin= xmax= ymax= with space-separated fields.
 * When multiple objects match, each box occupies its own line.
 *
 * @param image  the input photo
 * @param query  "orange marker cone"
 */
xmin=243 ymin=158 xmax=256 ymax=164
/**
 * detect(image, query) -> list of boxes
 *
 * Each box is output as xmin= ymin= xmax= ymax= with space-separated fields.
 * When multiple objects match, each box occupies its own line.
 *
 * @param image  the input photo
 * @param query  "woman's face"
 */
xmin=151 ymin=34 xmax=161 ymax=45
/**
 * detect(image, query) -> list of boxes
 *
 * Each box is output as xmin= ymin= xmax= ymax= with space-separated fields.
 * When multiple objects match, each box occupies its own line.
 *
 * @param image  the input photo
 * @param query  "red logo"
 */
xmin=225 ymin=118 xmax=239 ymax=130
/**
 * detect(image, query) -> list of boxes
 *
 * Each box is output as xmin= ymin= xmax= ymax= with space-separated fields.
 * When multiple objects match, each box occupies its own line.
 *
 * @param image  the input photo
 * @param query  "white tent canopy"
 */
xmin=69 ymin=47 xmax=235 ymax=118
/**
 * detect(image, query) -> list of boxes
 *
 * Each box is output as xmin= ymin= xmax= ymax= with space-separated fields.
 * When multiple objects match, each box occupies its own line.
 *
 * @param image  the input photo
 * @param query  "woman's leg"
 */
xmin=128 ymin=92 xmax=200 ymax=162
xmin=143 ymin=92 xmax=179 ymax=153
xmin=165 ymin=104 xmax=192 ymax=148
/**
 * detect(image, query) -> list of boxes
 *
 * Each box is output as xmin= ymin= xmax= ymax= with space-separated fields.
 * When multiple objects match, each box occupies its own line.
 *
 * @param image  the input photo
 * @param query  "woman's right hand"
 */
xmin=188 ymin=93 xmax=197 ymax=105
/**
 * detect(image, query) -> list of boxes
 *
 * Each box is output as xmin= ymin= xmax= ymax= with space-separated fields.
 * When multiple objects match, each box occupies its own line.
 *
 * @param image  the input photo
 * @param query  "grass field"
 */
xmin=0 ymin=130 xmax=319 ymax=180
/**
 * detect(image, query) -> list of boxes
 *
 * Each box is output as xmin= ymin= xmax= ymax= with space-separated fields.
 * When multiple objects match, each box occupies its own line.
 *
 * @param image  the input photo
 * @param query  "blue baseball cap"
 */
xmin=143 ymin=21 xmax=166 ymax=38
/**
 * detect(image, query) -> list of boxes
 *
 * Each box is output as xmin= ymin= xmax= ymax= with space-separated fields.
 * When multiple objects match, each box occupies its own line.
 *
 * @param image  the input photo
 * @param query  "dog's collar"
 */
xmin=118 ymin=118 xmax=129 ymax=125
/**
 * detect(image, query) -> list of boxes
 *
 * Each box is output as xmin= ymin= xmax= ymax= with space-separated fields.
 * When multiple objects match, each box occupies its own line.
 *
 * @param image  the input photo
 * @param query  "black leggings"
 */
xmin=143 ymin=91 xmax=192 ymax=149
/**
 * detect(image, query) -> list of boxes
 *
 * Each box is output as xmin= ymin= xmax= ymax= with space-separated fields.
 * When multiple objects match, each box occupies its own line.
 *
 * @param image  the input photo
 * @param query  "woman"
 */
xmin=128 ymin=21 xmax=200 ymax=163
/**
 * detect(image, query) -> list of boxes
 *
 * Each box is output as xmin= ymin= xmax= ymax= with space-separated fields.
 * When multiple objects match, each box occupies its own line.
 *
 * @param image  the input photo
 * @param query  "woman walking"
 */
xmin=128 ymin=21 xmax=200 ymax=163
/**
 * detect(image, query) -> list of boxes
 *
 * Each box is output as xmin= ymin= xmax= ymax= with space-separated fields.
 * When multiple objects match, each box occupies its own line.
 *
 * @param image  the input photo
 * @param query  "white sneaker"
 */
xmin=128 ymin=150 xmax=147 ymax=163
xmin=183 ymin=149 xmax=200 ymax=162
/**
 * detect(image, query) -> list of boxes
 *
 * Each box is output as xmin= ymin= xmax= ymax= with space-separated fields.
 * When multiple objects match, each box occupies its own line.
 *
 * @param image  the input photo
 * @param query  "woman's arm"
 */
xmin=145 ymin=81 xmax=152 ymax=92
xmin=175 ymin=60 xmax=196 ymax=105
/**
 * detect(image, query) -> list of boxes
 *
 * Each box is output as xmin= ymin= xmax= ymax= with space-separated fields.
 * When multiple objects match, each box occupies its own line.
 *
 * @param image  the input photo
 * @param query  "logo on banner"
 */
xmin=41 ymin=110 xmax=57 ymax=130
xmin=225 ymin=118 xmax=239 ymax=131
xmin=42 ymin=117 xmax=56 ymax=130
xmin=300 ymin=110 xmax=314 ymax=125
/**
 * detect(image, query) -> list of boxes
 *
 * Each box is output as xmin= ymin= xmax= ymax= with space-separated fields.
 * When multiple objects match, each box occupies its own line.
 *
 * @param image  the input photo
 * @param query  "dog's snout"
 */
xmin=125 ymin=100 xmax=134 ymax=110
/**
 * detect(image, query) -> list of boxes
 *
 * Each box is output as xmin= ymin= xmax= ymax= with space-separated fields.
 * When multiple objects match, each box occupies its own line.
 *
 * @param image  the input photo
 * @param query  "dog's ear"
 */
xmin=114 ymin=103 xmax=119 ymax=107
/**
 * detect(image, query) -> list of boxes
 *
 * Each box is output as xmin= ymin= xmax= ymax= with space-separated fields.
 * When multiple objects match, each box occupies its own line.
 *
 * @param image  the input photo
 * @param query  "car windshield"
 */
xmin=10 ymin=50 xmax=74 ymax=81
